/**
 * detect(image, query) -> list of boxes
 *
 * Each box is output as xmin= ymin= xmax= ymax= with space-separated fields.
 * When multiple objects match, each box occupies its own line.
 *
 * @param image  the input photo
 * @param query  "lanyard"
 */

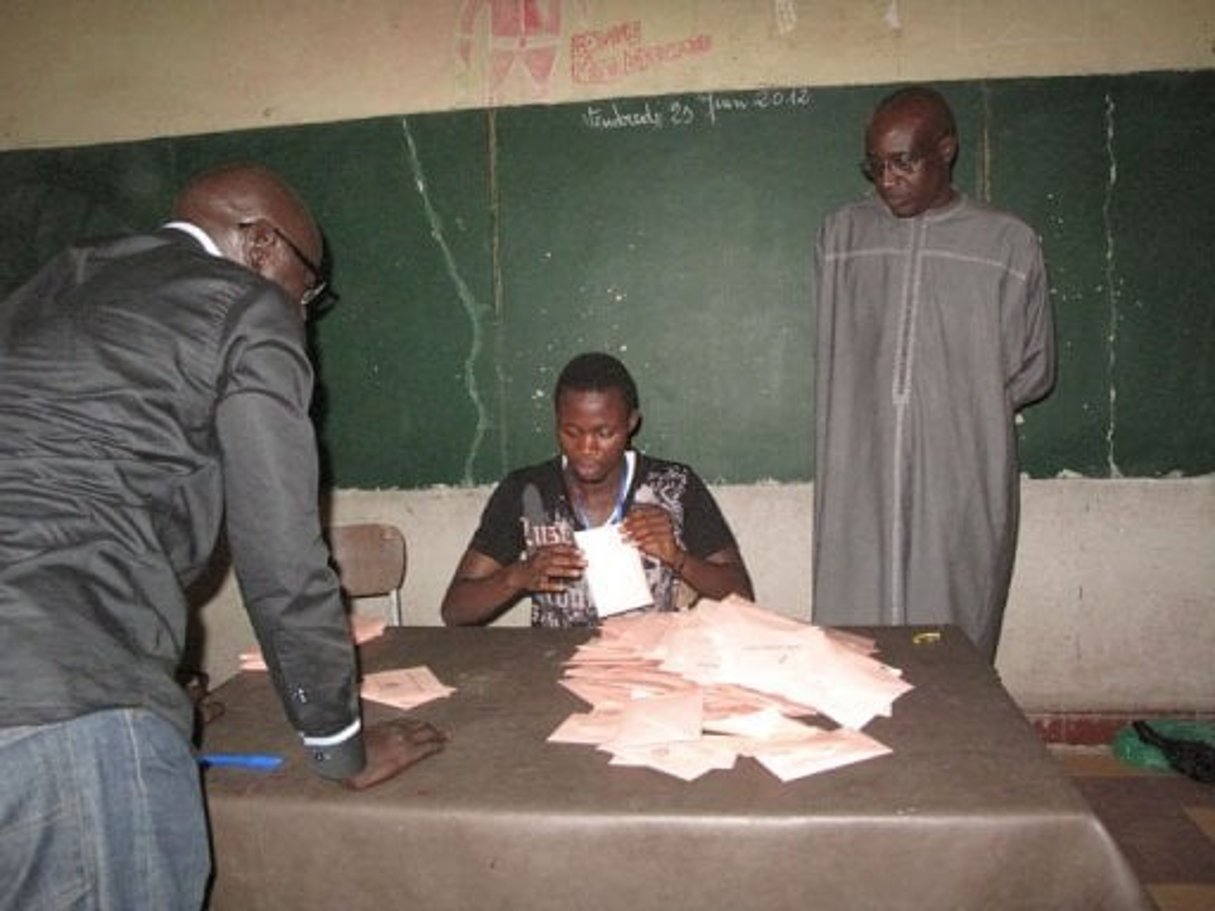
xmin=569 ymin=451 xmax=635 ymax=529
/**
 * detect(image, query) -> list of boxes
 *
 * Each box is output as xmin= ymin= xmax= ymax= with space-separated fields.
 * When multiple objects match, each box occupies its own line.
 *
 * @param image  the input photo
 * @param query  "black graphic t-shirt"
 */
xmin=469 ymin=452 xmax=738 ymax=627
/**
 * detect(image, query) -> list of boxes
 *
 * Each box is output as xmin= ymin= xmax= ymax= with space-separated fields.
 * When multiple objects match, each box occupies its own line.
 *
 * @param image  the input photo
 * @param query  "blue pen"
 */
xmin=197 ymin=752 xmax=284 ymax=771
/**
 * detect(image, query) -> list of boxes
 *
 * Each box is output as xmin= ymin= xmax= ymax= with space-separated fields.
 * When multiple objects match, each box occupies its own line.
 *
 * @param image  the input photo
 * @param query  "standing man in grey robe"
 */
xmin=812 ymin=86 xmax=1056 ymax=661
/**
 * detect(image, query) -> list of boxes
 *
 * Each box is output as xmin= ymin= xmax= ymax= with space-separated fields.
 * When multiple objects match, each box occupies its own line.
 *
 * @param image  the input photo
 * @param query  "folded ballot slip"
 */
xmin=360 ymin=666 xmax=455 ymax=711
xmin=573 ymin=524 xmax=653 ymax=618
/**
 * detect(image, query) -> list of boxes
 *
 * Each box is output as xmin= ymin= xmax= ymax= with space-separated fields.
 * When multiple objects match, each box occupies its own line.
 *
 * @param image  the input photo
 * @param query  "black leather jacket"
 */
xmin=0 ymin=225 xmax=363 ymax=778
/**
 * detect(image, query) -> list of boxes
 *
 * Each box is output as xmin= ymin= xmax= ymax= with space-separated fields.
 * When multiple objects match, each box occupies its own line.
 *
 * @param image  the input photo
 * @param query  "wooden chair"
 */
xmin=326 ymin=523 xmax=407 ymax=625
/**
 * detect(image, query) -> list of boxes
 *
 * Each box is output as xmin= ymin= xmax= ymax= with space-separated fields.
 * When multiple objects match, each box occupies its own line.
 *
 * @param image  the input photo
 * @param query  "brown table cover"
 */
xmin=201 ymin=625 xmax=1150 ymax=910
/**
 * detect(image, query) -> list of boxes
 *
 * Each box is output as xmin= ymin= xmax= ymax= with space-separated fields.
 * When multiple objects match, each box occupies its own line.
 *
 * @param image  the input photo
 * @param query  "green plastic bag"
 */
xmin=1112 ymin=719 xmax=1215 ymax=774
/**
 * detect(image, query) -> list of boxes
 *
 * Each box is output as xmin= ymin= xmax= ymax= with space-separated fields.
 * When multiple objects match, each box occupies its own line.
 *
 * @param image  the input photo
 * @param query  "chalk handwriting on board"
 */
xmin=581 ymin=88 xmax=813 ymax=131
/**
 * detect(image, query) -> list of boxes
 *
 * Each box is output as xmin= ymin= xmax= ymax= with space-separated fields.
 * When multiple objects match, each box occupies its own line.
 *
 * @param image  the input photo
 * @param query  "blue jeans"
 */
xmin=0 ymin=708 xmax=210 ymax=910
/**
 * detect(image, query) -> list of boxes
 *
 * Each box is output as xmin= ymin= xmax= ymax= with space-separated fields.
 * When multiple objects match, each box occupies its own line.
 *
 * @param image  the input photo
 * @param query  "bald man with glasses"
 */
xmin=0 ymin=163 xmax=444 ymax=909
xmin=812 ymin=86 xmax=1056 ymax=662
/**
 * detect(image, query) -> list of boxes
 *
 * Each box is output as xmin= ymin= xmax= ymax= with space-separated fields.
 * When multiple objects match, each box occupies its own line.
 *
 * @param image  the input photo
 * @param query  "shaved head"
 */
xmin=174 ymin=164 xmax=324 ymax=309
xmin=174 ymin=164 xmax=321 ymax=261
xmin=869 ymin=86 xmax=957 ymax=145
xmin=864 ymin=86 xmax=959 ymax=217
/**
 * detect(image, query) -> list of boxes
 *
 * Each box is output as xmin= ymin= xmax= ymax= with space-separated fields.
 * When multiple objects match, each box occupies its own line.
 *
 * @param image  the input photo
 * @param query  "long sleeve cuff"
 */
xmin=301 ymin=719 xmax=365 ymax=780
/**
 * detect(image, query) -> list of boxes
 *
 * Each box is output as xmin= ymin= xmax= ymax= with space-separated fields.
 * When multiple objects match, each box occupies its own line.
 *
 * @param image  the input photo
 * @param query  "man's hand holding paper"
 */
xmin=515 ymin=542 xmax=586 ymax=594
xmin=620 ymin=503 xmax=680 ymax=566
xmin=573 ymin=524 xmax=652 ymax=617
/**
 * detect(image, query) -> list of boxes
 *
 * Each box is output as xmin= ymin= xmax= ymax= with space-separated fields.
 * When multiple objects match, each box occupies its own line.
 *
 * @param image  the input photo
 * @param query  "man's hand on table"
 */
xmin=343 ymin=718 xmax=448 ymax=791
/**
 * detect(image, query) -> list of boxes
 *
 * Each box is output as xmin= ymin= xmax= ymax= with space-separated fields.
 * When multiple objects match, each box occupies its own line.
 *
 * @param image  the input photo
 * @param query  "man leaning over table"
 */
xmin=442 ymin=351 xmax=754 ymax=627
xmin=0 ymin=163 xmax=445 ymax=910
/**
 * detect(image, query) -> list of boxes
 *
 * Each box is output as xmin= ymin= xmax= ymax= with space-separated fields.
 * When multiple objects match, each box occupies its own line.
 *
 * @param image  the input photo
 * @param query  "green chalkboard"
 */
xmin=494 ymin=87 xmax=834 ymax=483
xmin=1 ymin=72 xmax=1212 ymax=486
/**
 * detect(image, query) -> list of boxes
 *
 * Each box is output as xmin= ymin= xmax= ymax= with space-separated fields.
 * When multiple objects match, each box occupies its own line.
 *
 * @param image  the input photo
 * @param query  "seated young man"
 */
xmin=441 ymin=352 xmax=754 ymax=627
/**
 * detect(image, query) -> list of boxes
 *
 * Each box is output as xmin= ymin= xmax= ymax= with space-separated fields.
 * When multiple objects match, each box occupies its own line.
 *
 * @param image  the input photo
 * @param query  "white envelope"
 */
xmin=574 ymin=524 xmax=653 ymax=617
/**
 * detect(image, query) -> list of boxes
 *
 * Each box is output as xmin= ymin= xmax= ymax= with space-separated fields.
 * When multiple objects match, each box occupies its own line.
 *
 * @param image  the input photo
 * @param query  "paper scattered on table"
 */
xmin=547 ymin=596 xmax=909 ymax=782
xmin=746 ymin=727 xmax=892 ymax=782
xmin=606 ymin=686 xmax=703 ymax=748
xmin=361 ymin=665 xmax=455 ymax=710
xmin=238 ymin=612 xmax=387 ymax=672
xmin=607 ymin=735 xmax=740 ymax=782
xmin=573 ymin=524 xmax=652 ymax=617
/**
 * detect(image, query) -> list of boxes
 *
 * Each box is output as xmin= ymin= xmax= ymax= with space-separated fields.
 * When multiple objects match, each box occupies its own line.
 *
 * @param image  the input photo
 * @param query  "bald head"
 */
xmin=863 ymin=86 xmax=959 ymax=217
xmin=869 ymin=87 xmax=957 ymax=145
xmin=174 ymin=164 xmax=324 ymax=310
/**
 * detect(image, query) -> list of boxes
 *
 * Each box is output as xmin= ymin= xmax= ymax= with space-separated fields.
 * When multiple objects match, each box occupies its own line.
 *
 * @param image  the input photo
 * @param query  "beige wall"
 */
xmin=199 ymin=479 xmax=1215 ymax=712
xmin=5 ymin=2 xmax=1213 ymax=711
xmin=2 ymin=1 xmax=1212 ymax=150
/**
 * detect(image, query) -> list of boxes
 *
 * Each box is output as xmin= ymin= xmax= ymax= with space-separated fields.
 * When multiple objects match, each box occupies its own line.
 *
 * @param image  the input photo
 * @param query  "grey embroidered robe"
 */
xmin=812 ymin=192 xmax=1055 ymax=660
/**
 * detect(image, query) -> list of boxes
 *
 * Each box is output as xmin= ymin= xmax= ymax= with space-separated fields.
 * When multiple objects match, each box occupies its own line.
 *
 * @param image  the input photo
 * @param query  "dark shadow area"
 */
xmin=180 ymin=533 xmax=234 ymax=745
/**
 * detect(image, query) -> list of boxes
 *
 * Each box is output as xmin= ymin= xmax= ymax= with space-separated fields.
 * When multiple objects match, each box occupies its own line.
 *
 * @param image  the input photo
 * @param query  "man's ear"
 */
xmin=937 ymin=134 xmax=959 ymax=168
xmin=237 ymin=220 xmax=275 ymax=273
xmin=628 ymin=410 xmax=642 ymax=437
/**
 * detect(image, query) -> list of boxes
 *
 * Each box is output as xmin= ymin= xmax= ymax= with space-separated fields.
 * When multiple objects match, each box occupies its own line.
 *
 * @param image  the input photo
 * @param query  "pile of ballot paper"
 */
xmin=547 ymin=595 xmax=913 ymax=782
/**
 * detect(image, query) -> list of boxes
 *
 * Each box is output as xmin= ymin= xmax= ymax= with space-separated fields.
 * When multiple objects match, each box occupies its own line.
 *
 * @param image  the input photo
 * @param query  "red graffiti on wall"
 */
xmin=458 ymin=0 xmax=565 ymax=100
xmin=570 ymin=20 xmax=712 ymax=84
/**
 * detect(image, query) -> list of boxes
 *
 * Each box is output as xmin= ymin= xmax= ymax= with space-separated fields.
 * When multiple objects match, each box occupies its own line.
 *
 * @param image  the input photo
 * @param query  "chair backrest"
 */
xmin=327 ymin=523 xmax=407 ymax=624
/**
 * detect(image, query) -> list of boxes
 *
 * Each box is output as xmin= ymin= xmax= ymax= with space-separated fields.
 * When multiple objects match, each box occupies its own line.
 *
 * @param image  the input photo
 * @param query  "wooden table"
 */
xmin=201 ymin=625 xmax=1150 ymax=910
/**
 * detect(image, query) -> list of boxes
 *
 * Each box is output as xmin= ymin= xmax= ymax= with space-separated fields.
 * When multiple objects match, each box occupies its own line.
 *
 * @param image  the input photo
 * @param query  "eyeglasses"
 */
xmin=859 ymin=151 xmax=925 ymax=182
xmin=238 ymin=221 xmax=329 ymax=311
